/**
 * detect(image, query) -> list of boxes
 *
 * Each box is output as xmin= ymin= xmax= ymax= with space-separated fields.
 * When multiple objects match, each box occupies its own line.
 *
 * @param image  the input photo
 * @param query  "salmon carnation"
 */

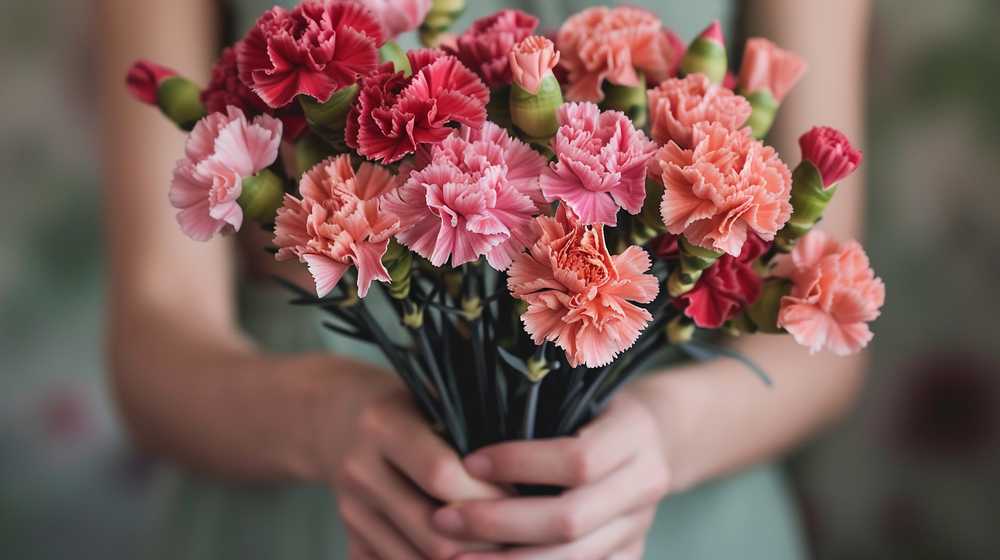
xmin=350 ymin=0 xmax=431 ymax=39
xmin=509 ymin=35 xmax=560 ymax=95
xmin=774 ymin=230 xmax=885 ymax=355
xmin=541 ymin=102 xmax=657 ymax=226
xmin=448 ymin=9 xmax=539 ymax=89
xmin=345 ymin=50 xmax=489 ymax=164
xmin=655 ymin=122 xmax=792 ymax=256
xmin=508 ymin=207 xmax=660 ymax=368
xmin=274 ymin=155 xmax=402 ymax=298
xmin=169 ymin=107 xmax=282 ymax=241
xmin=738 ymin=38 xmax=807 ymax=103
xmin=237 ymin=1 xmax=384 ymax=108
xmin=556 ymin=6 xmax=681 ymax=102
xmin=648 ymin=74 xmax=752 ymax=148
xmin=384 ymin=124 xmax=541 ymax=270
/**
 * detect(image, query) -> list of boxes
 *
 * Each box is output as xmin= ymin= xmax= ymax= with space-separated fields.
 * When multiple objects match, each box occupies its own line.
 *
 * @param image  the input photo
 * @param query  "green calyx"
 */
xmin=294 ymin=133 xmax=338 ymax=177
xmin=742 ymin=89 xmax=778 ymax=139
xmin=379 ymin=41 xmax=412 ymax=77
xmin=666 ymin=315 xmax=695 ymax=344
xmin=383 ymin=240 xmax=413 ymax=300
xmin=745 ymin=278 xmax=791 ymax=333
xmin=156 ymin=76 xmax=206 ymax=131
xmin=510 ymin=76 xmax=563 ymax=142
xmin=680 ymin=38 xmax=727 ymax=84
xmin=776 ymin=161 xmax=836 ymax=251
xmin=238 ymin=169 xmax=285 ymax=223
xmin=667 ymin=236 xmax=723 ymax=297
xmin=600 ymin=74 xmax=648 ymax=128
xmin=299 ymin=85 xmax=360 ymax=151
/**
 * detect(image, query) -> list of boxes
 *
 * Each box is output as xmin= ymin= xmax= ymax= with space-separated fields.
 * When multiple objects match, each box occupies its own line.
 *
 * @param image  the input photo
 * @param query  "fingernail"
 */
xmin=464 ymin=454 xmax=492 ymax=478
xmin=433 ymin=508 xmax=464 ymax=534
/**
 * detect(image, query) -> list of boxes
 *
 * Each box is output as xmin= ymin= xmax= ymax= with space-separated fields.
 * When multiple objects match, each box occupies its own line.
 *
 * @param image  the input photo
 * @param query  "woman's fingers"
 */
xmin=338 ymin=495 xmax=421 ymax=560
xmin=454 ymin=507 xmax=656 ymax=560
xmin=345 ymin=529 xmax=379 ymax=560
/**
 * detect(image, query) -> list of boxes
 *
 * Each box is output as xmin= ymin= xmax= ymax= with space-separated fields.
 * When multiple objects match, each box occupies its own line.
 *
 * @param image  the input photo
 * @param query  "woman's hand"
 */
xmin=430 ymin=390 xmax=670 ymax=560
xmin=326 ymin=384 xmax=507 ymax=560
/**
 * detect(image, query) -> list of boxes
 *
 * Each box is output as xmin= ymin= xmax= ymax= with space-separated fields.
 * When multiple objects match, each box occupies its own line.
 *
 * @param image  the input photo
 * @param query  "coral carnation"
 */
xmin=274 ymin=155 xmax=402 ymax=297
xmin=675 ymin=234 xmax=769 ymax=328
xmin=346 ymin=50 xmax=489 ymax=164
xmin=799 ymin=126 xmax=863 ymax=188
xmin=350 ymin=0 xmax=431 ymax=39
xmin=384 ymin=123 xmax=541 ymax=270
xmin=541 ymin=102 xmax=657 ymax=226
xmin=509 ymin=36 xmax=560 ymax=95
xmin=774 ymin=230 xmax=885 ymax=355
xmin=508 ymin=207 xmax=659 ymax=368
xmin=648 ymin=74 xmax=752 ymax=148
xmin=237 ymin=1 xmax=384 ymax=108
xmin=448 ymin=9 xmax=538 ymax=88
xmin=557 ymin=6 xmax=681 ymax=102
xmin=738 ymin=38 xmax=807 ymax=103
xmin=169 ymin=107 xmax=283 ymax=241
xmin=655 ymin=122 xmax=792 ymax=256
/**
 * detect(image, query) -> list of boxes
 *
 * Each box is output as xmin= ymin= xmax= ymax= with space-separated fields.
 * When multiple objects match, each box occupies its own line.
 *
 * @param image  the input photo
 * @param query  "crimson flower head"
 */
xmin=345 ymin=50 xmax=489 ymax=164
xmin=126 ymin=60 xmax=177 ymax=105
xmin=674 ymin=234 xmax=770 ymax=328
xmin=447 ymin=9 xmax=539 ymax=89
xmin=237 ymin=1 xmax=384 ymax=108
xmin=798 ymin=126 xmax=863 ymax=188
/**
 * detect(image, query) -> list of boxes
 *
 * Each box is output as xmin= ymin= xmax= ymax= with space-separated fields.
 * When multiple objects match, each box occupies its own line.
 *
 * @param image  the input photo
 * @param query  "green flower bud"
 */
xmin=238 ymin=169 xmax=285 ymax=223
xmin=383 ymin=241 xmax=413 ymax=300
xmin=667 ymin=236 xmax=723 ymax=297
xmin=601 ymin=75 xmax=647 ymax=128
xmin=419 ymin=0 xmax=466 ymax=48
xmin=157 ymin=76 xmax=206 ymax=131
xmin=680 ymin=21 xmax=727 ymax=85
xmin=666 ymin=315 xmax=695 ymax=344
xmin=461 ymin=296 xmax=483 ymax=322
xmin=379 ymin=41 xmax=412 ymax=77
xmin=510 ymin=76 xmax=563 ymax=143
xmin=776 ymin=161 xmax=835 ymax=251
xmin=402 ymin=301 xmax=425 ymax=329
xmin=743 ymin=89 xmax=778 ymax=139
xmin=746 ymin=278 xmax=791 ymax=333
xmin=525 ymin=354 xmax=551 ymax=383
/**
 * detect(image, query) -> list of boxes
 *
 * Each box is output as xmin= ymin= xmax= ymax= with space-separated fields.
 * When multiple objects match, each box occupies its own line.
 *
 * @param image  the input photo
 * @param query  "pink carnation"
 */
xmin=169 ymin=107 xmax=283 ymax=241
xmin=508 ymin=207 xmax=660 ymax=368
xmin=126 ymin=60 xmax=177 ymax=105
xmin=346 ymin=50 xmax=489 ymax=164
xmin=509 ymin=35 xmax=560 ymax=95
xmin=799 ymin=126 xmax=863 ymax=188
xmin=541 ymin=102 xmax=657 ymax=226
xmin=384 ymin=123 xmax=541 ymax=270
xmin=448 ymin=9 xmax=539 ymax=88
xmin=556 ymin=6 xmax=681 ymax=102
xmin=237 ymin=1 xmax=384 ymax=108
xmin=654 ymin=122 xmax=792 ymax=256
xmin=350 ymin=0 xmax=431 ymax=39
xmin=273 ymin=155 xmax=402 ymax=297
xmin=648 ymin=74 xmax=752 ymax=148
xmin=774 ymin=230 xmax=885 ymax=355
xmin=738 ymin=38 xmax=807 ymax=103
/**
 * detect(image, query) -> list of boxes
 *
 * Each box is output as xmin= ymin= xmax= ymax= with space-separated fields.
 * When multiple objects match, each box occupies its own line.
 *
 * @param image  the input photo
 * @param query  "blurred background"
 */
xmin=2 ymin=0 xmax=998 ymax=558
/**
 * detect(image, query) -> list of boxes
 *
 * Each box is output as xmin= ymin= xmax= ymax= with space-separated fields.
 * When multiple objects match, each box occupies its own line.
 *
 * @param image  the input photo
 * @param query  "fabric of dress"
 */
xmin=151 ymin=1 xmax=807 ymax=558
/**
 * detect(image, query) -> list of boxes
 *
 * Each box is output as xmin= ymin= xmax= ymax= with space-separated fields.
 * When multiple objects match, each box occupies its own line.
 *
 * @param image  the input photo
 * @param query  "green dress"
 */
xmin=151 ymin=2 xmax=807 ymax=558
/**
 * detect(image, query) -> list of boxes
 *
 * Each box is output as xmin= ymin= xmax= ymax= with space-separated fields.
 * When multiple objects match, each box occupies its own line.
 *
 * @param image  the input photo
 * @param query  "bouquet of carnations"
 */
xmin=126 ymin=0 xmax=884 ymax=456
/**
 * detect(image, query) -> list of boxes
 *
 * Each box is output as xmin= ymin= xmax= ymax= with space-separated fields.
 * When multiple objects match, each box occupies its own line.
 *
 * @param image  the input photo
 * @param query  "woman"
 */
xmin=98 ymin=0 xmax=871 ymax=558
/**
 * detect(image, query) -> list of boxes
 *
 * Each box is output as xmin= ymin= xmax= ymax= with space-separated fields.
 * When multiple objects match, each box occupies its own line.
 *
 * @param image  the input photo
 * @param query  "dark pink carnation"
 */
xmin=237 ymin=1 xmax=384 ymax=108
xmin=675 ymin=234 xmax=769 ymax=328
xmin=345 ymin=50 xmax=489 ymax=164
xmin=447 ymin=9 xmax=538 ymax=89
xmin=126 ymin=60 xmax=177 ymax=105
xmin=798 ymin=126 xmax=863 ymax=188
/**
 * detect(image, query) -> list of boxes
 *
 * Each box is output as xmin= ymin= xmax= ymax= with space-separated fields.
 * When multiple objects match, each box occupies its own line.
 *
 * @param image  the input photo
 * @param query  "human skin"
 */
xmin=99 ymin=1 xmax=870 ymax=559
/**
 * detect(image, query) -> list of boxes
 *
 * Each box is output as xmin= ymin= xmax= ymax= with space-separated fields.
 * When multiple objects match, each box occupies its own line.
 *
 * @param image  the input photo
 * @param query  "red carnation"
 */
xmin=675 ymin=234 xmax=770 ymax=328
xmin=236 ymin=1 xmax=384 ymax=108
xmin=447 ymin=9 xmax=538 ymax=88
xmin=345 ymin=50 xmax=489 ymax=164
xmin=798 ymin=126 xmax=863 ymax=188
xmin=126 ymin=60 xmax=177 ymax=105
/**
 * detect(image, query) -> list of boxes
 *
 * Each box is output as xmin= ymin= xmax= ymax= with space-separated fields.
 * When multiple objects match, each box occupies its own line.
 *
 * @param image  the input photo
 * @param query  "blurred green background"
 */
xmin=2 ymin=0 xmax=999 ymax=558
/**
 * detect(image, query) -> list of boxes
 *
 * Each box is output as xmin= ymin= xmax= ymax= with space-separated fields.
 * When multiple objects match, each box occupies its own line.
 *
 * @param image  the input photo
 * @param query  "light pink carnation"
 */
xmin=508 ymin=207 xmax=659 ymax=368
xmin=169 ymin=106 xmax=283 ymax=241
xmin=541 ymin=102 xmax=657 ymax=226
xmin=274 ymin=155 xmax=402 ymax=298
xmin=509 ymin=35 xmax=560 ymax=95
xmin=654 ymin=122 xmax=792 ymax=256
xmin=556 ymin=6 xmax=681 ymax=102
xmin=384 ymin=124 xmax=542 ymax=270
xmin=738 ymin=38 xmax=807 ymax=103
xmin=350 ymin=0 xmax=431 ymax=39
xmin=648 ymin=74 xmax=752 ymax=148
xmin=774 ymin=230 xmax=885 ymax=355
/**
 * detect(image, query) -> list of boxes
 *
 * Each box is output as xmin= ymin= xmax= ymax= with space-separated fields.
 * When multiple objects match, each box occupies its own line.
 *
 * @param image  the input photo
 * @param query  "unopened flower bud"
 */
xmin=419 ymin=0 xmax=466 ymax=48
xmin=383 ymin=241 xmax=413 ymax=300
xmin=667 ymin=236 xmax=723 ymax=297
xmin=402 ymin=300 xmax=425 ymax=329
xmin=461 ymin=295 xmax=483 ymax=322
xmin=680 ymin=21 xmax=727 ymax=84
xmin=379 ymin=41 xmax=413 ymax=77
xmin=745 ymin=278 xmax=791 ymax=333
xmin=666 ymin=315 xmax=695 ymax=344
xmin=509 ymin=36 xmax=563 ymax=143
xmin=238 ymin=169 xmax=285 ymax=223
xmin=126 ymin=60 xmax=206 ymax=130
xmin=601 ymin=76 xmax=648 ymax=128
xmin=799 ymin=126 xmax=863 ymax=188
xmin=525 ymin=353 xmax=551 ymax=383
xmin=737 ymin=38 xmax=807 ymax=139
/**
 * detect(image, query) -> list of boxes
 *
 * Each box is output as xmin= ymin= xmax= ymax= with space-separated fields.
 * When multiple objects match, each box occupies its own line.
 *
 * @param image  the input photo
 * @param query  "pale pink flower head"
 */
xmin=169 ymin=106 xmax=283 ymax=241
xmin=237 ymin=1 xmax=384 ymax=108
xmin=274 ymin=155 xmax=402 ymax=297
xmin=774 ymin=230 xmax=885 ymax=355
xmin=799 ymin=126 xmax=863 ymax=188
xmin=447 ymin=9 xmax=539 ymax=89
xmin=655 ymin=122 xmax=793 ymax=256
xmin=738 ymin=38 xmax=807 ymax=103
xmin=509 ymin=36 xmax=561 ymax=95
xmin=648 ymin=74 xmax=752 ymax=148
xmin=384 ymin=123 xmax=541 ymax=270
xmin=350 ymin=0 xmax=431 ymax=39
xmin=508 ymin=207 xmax=660 ymax=368
xmin=557 ymin=6 xmax=681 ymax=102
xmin=126 ymin=60 xmax=177 ymax=105
xmin=541 ymin=102 xmax=657 ymax=226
